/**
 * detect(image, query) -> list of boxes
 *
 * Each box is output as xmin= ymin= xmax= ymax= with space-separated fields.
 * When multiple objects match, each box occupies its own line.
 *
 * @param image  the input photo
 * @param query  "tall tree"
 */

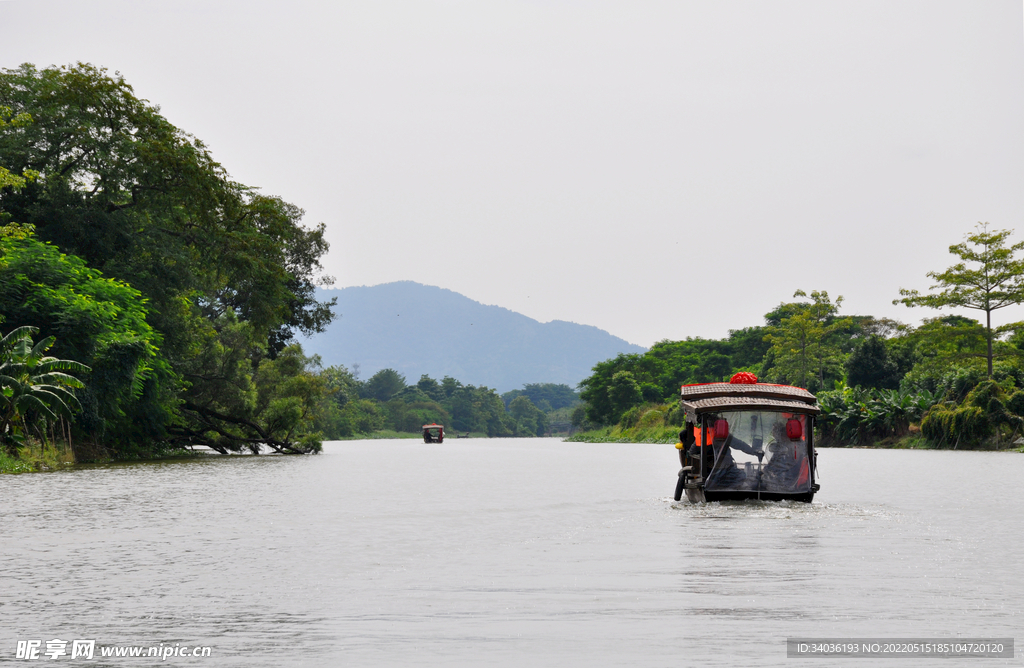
xmin=508 ymin=395 xmax=547 ymax=436
xmin=764 ymin=290 xmax=850 ymax=391
xmin=845 ymin=335 xmax=900 ymax=390
xmin=362 ymin=369 xmax=407 ymax=402
xmin=607 ymin=370 xmax=643 ymax=423
xmin=895 ymin=224 xmax=1024 ymax=378
xmin=0 ymin=63 xmax=335 ymax=454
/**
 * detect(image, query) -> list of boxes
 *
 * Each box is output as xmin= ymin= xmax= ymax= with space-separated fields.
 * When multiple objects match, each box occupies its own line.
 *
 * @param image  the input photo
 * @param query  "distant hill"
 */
xmin=297 ymin=281 xmax=647 ymax=392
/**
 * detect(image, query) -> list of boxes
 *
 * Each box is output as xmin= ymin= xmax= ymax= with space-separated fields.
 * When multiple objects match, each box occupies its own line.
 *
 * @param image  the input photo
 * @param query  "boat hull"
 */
xmin=684 ymin=482 xmax=815 ymax=504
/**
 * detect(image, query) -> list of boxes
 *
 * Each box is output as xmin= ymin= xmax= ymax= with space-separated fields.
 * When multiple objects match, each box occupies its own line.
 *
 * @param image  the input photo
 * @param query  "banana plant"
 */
xmin=817 ymin=384 xmax=941 ymax=444
xmin=0 ymin=326 xmax=90 ymax=457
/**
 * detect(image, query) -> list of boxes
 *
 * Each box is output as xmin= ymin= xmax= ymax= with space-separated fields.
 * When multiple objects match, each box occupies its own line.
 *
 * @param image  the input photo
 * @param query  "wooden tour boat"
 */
xmin=674 ymin=372 xmax=820 ymax=503
xmin=422 ymin=424 xmax=444 ymax=443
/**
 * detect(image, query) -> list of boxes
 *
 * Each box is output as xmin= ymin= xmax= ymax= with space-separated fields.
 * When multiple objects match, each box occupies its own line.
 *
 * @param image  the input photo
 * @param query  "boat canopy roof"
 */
xmin=680 ymin=382 xmax=819 ymax=419
xmin=422 ymin=424 xmax=443 ymax=429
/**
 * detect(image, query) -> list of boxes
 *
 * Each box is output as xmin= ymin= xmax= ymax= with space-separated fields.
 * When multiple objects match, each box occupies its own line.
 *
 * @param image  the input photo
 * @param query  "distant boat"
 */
xmin=674 ymin=373 xmax=820 ymax=503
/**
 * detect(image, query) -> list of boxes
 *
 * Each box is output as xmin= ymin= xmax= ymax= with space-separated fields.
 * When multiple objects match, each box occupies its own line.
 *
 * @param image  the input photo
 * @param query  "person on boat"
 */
xmin=760 ymin=421 xmax=806 ymax=491
xmin=705 ymin=417 xmax=764 ymax=490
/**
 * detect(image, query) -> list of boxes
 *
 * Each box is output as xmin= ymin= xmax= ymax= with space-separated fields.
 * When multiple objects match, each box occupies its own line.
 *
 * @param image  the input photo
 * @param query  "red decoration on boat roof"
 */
xmin=729 ymin=372 xmax=758 ymax=384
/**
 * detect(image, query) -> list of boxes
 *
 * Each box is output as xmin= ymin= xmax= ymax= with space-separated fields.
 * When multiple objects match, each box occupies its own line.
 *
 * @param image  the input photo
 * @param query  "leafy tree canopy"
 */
xmin=508 ymin=395 xmax=548 ymax=436
xmin=846 ymin=335 xmax=900 ymax=390
xmin=0 ymin=231 xmax=169 ymax=446
xmin=0 ymin=63 xmax=336 ymax=455
xmin=0 ymin=63 xmax=335 ymax=354
xmin=896 ymin=224 xmax=1024 ymax=377
xmin=502 ymin=383 xmax=579 ymax=411
xmin=763 ymin=289 xmax=851 ymax=392
xmin=362 ymin=368 xmax=407 ymax=402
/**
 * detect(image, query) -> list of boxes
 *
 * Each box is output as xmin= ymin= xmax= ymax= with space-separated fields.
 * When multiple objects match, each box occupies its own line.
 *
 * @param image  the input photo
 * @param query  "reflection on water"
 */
xmin=1 ymin=441 xmax=1021 ymax=666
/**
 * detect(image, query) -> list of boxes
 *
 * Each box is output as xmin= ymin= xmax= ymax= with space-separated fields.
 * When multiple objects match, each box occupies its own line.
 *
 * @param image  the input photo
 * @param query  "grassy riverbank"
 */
xmin=0 ymin=443 xmax=76 ymax=473
xmin=565 ymin=426 xmax=678 ymax=444
xmin=0 ymin=440 xmax=212 ymax=474
xmin=566 ymin=404 xmax=681 ymax=443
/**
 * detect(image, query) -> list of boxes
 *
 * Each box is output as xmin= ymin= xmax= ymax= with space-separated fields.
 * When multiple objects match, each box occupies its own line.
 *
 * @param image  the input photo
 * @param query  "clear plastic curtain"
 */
xmin=705 ymin=411 xmax=811 ymax=494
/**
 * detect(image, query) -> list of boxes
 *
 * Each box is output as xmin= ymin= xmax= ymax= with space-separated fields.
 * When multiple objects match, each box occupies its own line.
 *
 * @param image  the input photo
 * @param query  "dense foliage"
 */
xmin=502 ymin=383 xmax=580 ymax=412
xmin=816 ymin=385 xmax=939 ymax=445
xmin=0 ymin=63 xmax=334 ymax=457
xmin=919 ymin=380 xmax=1024 ymax=448
xmin=576 ymin=251 xmax=1024 ymax=448
xmin=896 ymin=224 xmax=1024 ymax=378
xmin=313 ymin=371 xmax=572 ymax=438
xmin=0 ymin=326 xmax=89 ymax=457
xmin=578 ymin=328 xmax=769 ymax=425
xmin=0 ymin=233 xmax=167 ymax=452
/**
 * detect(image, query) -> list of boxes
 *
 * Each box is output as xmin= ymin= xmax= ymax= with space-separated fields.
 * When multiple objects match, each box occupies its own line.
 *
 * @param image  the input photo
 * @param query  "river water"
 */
xmin=1 ymin=439 xmax=1021 ymax=666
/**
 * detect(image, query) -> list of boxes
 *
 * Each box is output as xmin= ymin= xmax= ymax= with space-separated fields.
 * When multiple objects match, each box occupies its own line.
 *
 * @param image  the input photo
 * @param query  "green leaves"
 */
xmin=896 ymin=224 xmax=1024 ymax=377
xmin=763 ymin=290 xmax=851 ymax=392
xmin=0 ymin=62 xmax=336 ymax=456
xmin=175 ymin=324 xmax=325 ymax=454
xmin=508 ymin=395 xmax=548 ymax=436
xmin=818 ymin=384 xmax=940 ymax=445
xmin=0 ymin=326 xmax=90 ymax=457
xmin=0 ymin=231 xmax=165 ymax=447
xmin=0 ymin=105 xmax=35 ymax=194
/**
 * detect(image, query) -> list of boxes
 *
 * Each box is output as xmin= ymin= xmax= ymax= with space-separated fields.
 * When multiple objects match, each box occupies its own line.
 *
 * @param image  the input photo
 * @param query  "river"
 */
xmin=1 ymin=439 xmax=1021 ymax=666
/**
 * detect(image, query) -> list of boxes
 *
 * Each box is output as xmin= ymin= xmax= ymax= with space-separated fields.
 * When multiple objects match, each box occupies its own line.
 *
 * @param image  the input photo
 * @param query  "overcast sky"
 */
xmin=3 ymin=1 xmax=1023 ymax=347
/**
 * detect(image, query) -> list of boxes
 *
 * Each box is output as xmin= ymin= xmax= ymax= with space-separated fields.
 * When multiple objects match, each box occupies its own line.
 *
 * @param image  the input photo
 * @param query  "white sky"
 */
xmin=2 ymin=1 xmax=1023 ymax=347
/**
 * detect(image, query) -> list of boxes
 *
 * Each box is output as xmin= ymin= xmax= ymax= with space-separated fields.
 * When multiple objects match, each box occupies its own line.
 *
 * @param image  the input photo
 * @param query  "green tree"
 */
xmin=383 ymin=398 xmax=450 ymax=433
xmin=578 ymin=353 xmax=649 ymax=425
xmin=362 ymin=369 xmax=407 ymax=402
xmin=516 ymin=383 xmax=580 ymax=410
xmin=899 ymin=315 xmax=988 ymax=380
xmin=0 ymin=232 xmax=169 ymax=449
xmin=426 ymin=377 xmax=514 ymax=436
xmin=0 ymin=105 xmax=36 ymax=199
xmin=607 ymin=370 xmax=643 ymax=423
xmin=0 ymin=63 xmax=336 ymax=455
xmin=896 ymin=224 xmax=1024 ymax=378
xmin=764 ymin=290 xmax=850 ymax=391
xmin=725 ymin=326 xmax=772 ymax=369
xmin=509 ymin=395 xmax=547 ymax=436
xmin=0 ymin=326 xmax=89 ymax=457
xmin=174 ymin=322 xmax=323 ymax=454
xmin=341 ymin=399 xmax=385 ymax=435
xmin=416 ymin=374 xmax=443 ymax=401
xmin=312 ymin=364 xmax=361 ymax=438
xmin=845 ymin=335 xmax=900 ymax=390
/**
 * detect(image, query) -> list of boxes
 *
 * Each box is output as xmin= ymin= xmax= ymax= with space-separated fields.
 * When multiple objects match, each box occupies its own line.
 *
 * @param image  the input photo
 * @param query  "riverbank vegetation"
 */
xmin=5 ymin=63 xmax=1020 ymax=464
xmin=573 ymin=225 xmax=1024 ymax=450
xmin=312 ymin=368 xmax=579 ymax=440
xmin=0 ymin=63 xmax=585 ymax=472
xmin=0 ymin=62 xmax=335 ymax=463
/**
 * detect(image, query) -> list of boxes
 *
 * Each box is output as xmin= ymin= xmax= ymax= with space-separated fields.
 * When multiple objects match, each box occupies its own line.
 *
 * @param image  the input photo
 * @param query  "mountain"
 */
xmin=297 ymin=281 xmax=647 ymax=392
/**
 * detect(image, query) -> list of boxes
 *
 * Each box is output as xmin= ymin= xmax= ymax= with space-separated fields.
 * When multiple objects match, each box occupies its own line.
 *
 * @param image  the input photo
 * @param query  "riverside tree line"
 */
xmin=317 ymin=369 xmax=579 ymax=438
xmin=574 ymin=225 xmax=1024 ymax=449
xmin=3 ymin=63 xmax=1021 ymax=462
xmin=0 ymin=63 xmax=579 ymax=466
